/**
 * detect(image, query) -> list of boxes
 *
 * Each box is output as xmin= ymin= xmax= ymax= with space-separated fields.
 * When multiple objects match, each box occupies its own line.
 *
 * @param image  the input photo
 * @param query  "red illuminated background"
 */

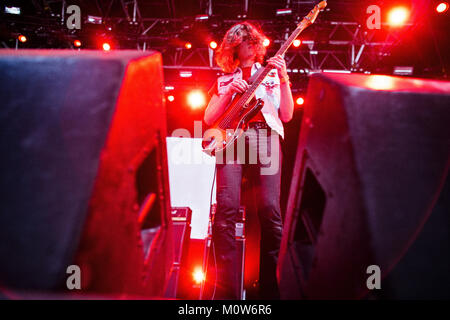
xmin=1 ymin=0 xmax=448 ymax=300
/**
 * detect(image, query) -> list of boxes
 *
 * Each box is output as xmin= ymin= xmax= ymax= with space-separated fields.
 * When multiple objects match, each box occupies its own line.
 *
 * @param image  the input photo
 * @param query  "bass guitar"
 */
xmin=202 ymin=0 xmax=327 ymax=156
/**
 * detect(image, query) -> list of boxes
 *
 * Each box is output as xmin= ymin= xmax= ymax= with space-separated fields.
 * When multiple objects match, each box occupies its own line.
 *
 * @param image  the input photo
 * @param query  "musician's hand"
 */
xmin=267 ymin=55 xmax=288 ymax=79
xmin=227 ymin=79 xmax=249 ymax=95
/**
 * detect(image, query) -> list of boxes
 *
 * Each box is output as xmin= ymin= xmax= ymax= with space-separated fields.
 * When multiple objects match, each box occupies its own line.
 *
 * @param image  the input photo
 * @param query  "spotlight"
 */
xmin=436 ymin=2 xmax=449 ymax=13
xmin=167 ymin=95 xmax=175 ymax=102
xmin=296 ymin=97 xmax=305 ymax=106
xmin=192 ymin=267 xmax=205 ymax=284
xmin=74 ymin=40 xmax=82 ymax=48
xmin=187 ymin=90 xmax=206 ymax=110
xmin=5 ymin=6 xmax=21 ymax=15
xmin=179 ymin=71 xmax=193 ymax=78
xmin=185 ymin=42 xmax=192 ymax=49
xmin=276 ymin=8 xmax=292 ymax=16
xmin=102 ymin=42 xmax=111 ymax=51
xmin=263 ymin=38 xmax=270 ymax=47
xmin=323 ymin=69 xmax=351 ymax=74
xmin=293 ymin=39 xmax=301 ymax=47
xmin=393 ymin=66 xmax=413 ymax=76
xmin=195 ymin=14 xmax=209 ymax=21
xmin=18 ymin=35 xmax=27 ymax=43
xmin=387 ymin=7 xmax=410 ymax=27
xmin=209 ymin=41 xmax=218 ymax=49
xmin=87 ymin=15 xmax=102 ymax=24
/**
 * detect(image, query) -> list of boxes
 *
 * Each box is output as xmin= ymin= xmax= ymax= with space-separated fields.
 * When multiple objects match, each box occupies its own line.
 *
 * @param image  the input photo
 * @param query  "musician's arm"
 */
xmin=203 ymin=93 xmax=233 ymax=126
xmin=267 ymin=55 xmax=294 ymax=123
xmin=204 ymin=79 xmax=249 ymax=126
xmin=278 ymin=80 xmax=294 ymax=123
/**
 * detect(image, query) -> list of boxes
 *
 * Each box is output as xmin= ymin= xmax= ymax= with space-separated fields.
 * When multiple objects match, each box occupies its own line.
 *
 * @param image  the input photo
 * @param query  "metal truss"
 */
xmin=1 ymin=0 xmax=75 ymax=49
xmin=153 ymin=20 xmax=414 ymax=74
xmin=89 ymin=0 xmax=181 ymax=35
xmin=2 ymin=0 xmax=419 ymax=75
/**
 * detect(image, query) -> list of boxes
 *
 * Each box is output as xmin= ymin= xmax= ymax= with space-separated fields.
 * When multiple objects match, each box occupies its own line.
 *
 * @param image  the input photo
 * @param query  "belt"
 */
xmin=247 ymin=121 xmax=269 ymax=130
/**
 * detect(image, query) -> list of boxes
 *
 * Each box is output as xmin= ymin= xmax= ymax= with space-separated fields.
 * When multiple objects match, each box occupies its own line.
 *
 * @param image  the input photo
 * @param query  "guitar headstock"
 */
xmin=300 ymin=1 xmax=327 ymax=27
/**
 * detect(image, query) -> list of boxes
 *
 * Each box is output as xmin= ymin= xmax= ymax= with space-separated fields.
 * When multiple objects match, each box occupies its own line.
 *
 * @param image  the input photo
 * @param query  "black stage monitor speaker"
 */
xmin=201 ymin=205 xmax=246 ymax=300
xmin=164 ymin=207 xmax=192 ymax=298
xmin=0 ymin=50 xmax=173 ymax=298
xmin=278 ymin=73 xmax=450 ymax=299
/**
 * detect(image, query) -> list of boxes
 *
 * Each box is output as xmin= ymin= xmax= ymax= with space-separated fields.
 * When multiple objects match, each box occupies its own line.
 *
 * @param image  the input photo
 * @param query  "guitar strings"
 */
xmin=219 ymin=67 xmax=271 ymax=128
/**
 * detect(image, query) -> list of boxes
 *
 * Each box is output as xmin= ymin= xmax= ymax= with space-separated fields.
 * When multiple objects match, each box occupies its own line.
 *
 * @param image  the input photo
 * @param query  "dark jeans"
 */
xmin=212 ymin=124 xmax=283 ymax=300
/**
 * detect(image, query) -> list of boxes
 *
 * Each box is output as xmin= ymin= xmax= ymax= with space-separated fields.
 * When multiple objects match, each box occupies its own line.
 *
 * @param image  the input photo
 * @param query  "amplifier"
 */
xmin=171 ymin=207 xmax=192 ymax=263
xmin=202 ymin=204 xmax=246 ymax=299
xmin=171 ymin=207 xmax=192 ymax=222
xmin=209 ymin=204 xmax=245 ymax=238
xmin=164 ymin=207 xmax=192 ymax=298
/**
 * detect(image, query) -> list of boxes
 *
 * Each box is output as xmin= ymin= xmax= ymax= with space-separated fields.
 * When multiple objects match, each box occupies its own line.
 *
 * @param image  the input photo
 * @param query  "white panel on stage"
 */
xmin=166 ymin=137 xmax=216 ymax=239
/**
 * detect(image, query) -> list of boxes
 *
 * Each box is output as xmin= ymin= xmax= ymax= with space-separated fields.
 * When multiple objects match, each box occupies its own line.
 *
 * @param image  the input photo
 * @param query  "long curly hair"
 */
xmin=215 ymin=22 xmax=267 ymax=73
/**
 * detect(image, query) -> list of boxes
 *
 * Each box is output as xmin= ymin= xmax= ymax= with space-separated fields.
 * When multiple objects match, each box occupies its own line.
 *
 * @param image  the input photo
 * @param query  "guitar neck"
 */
xmin=274 ymin=21 xmax=307 ymax=58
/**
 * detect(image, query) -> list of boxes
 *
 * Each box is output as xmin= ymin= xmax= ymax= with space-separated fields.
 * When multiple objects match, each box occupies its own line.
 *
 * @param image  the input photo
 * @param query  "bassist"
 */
xmin=203 ymin=21 xmax=294 ymax=300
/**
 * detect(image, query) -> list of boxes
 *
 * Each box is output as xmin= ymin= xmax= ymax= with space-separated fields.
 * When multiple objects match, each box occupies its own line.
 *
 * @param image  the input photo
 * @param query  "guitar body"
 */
xmin=202 ymin=96 xmax=264 ymax=156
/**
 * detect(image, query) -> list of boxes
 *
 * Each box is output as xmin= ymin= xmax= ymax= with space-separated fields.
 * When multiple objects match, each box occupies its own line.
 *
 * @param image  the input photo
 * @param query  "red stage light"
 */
xmin=18 ymin=35 xmax=27 ymax=43
xmin=209 ymin=41 xmax=218 ymax=49
xmin=102 ymin=42 xmax=111 ymax=51
xmin=436 ymin=2 xmax=449 ymax=13
xmin=167 ymin=95 xmax=175 ymax=102
xmin=387 ymin=7 xmax=410 ymax=27
xmin=185 ymin=42 xmax=192 ymax=49
xmin=187 ymin=90 xmax=206 ymax=109
xmin=293 ymin=39 xmax=301 ymax=47
xmin=263 ymin=38 xmax=270 ymax=47
xmin=296 ymin=97 xmax=305 ymax=106
xmin=366 ymin=75 xmax=395 ymax=91
xmin=192 ymin=267 xmax=205 ymax=284
xmin=74 ymin=40 xmax=82 ymax=47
